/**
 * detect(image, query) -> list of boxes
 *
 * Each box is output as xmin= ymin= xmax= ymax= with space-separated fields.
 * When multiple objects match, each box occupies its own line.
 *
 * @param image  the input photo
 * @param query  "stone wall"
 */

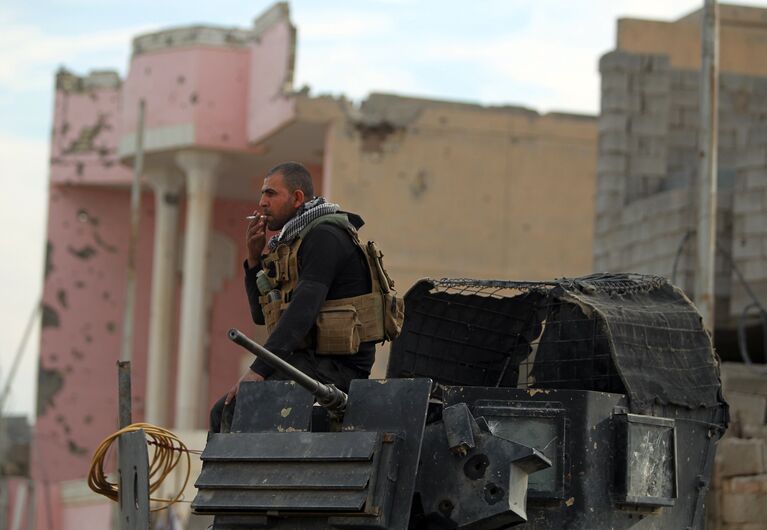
xmin=707 ymin=363 xmax=767 ymax=529
xmin=732 ymin=122 xmax=767 ymax=318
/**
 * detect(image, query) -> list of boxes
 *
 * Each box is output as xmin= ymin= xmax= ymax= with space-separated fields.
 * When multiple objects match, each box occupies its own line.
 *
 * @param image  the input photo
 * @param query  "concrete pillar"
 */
xmin=174 ymin=151 xmax=222 ymax=430
xmin=145 ymin=168 xmax=183 ymax=426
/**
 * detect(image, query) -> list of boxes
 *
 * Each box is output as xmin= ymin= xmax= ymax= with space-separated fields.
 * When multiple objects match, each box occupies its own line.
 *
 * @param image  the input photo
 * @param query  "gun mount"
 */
xmin=192 ymin=273 xmax=728 ymax=529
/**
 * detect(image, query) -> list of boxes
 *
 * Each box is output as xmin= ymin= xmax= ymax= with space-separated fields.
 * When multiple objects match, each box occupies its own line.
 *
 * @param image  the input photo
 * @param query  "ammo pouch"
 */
xmin=365 ymin=241 xmax=405 ymax=342
xmin=315 ymin=305 xmax=362 ymax=355
xmin=383 ymin=293 xmax=405 ymax=340
xmin=260 ymin=294 xmax=284 ymax=335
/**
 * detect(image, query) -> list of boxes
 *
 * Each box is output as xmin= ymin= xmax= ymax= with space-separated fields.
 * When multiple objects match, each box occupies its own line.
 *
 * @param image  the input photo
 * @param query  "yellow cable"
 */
xmin=87 ymin=423 xmax=192 ymax=511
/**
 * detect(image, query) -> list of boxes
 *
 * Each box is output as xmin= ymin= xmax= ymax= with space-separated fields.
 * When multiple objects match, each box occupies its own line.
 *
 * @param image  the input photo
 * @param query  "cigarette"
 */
xmin=245 ymin=215 xmax=265 ymax=220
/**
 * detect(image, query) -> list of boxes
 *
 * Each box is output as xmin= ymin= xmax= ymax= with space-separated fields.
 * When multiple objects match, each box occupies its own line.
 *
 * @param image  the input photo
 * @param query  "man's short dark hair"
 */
xmin=267 ymin=162 xmax=314 ymax=198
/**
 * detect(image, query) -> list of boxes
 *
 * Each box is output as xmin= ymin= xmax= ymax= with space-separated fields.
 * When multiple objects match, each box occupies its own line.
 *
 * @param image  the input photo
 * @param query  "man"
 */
xmin=210 ymin=162 xmax=389 ymax=432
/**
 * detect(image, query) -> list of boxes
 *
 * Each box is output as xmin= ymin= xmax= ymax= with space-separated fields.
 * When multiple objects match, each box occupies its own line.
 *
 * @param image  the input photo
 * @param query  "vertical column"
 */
xmin=144 ymin=168 xmax=183 ymax=426
xmin=695 ymin=0 xmax=720 ymax=330
xmin=174 ymin=151 xmax=222 ymax=430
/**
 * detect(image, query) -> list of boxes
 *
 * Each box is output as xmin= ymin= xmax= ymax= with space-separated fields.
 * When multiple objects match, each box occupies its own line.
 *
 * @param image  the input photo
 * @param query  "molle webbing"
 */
xmin=259 ymin=214 xmax=392 ymax=348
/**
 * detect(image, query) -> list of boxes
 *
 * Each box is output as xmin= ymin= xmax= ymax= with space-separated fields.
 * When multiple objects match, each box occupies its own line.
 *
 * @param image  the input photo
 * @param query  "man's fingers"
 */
xmin=224 ymin=385 xmax=237 ymax=405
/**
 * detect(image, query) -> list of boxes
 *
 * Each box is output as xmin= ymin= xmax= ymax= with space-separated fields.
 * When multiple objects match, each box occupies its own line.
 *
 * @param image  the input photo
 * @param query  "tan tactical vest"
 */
xmin=258 ymin=213 xmax=404 ymax=355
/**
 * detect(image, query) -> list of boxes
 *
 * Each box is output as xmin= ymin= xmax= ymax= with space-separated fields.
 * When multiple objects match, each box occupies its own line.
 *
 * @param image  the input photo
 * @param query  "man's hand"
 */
xmin=225 ymin=369 xmax=265 ymax=405
xmin=246 ymin=211 xmax=267 ymax=269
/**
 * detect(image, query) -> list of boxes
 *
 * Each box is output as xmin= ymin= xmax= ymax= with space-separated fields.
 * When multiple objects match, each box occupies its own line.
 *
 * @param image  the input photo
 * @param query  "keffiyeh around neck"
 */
xmin=267 ymin=197 xmax=340 ymax=251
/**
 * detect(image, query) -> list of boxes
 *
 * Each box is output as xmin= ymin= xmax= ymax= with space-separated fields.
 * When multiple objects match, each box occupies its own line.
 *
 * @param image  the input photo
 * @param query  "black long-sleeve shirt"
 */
xmin=244 ymin=214 xmax=376 ymax=378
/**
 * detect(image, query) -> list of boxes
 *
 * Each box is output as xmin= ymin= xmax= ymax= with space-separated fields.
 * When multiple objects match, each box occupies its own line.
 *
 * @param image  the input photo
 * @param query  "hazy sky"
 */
xmin=2 ymin=0 xmax=765 ymax=419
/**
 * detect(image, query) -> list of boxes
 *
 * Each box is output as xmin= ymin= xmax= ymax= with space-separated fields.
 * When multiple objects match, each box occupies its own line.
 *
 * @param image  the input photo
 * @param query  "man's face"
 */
xmin=259 ymin=172 xmax=301 ymax=231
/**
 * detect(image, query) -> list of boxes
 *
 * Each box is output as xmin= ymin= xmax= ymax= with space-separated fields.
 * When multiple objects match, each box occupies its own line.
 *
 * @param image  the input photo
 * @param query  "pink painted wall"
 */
xmin=121 ymin=47 xmax=252 ymax=152
xmin=34 ymin=183 xmax=261 ymax=495
xmin=206 ymin=197 xmax=270 ymax=410
xmin=247 ymin=16 xmax=297 ymax=142
xmin=50 ymin=86 xmax=132 ymax=185
xmin=34 ymin=186 xmax=151 ymax=486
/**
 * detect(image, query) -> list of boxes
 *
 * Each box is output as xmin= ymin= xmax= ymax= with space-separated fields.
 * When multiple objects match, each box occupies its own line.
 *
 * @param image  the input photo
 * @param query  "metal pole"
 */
xmin=121 ymin=100 xmax=146 ymax=363
xmin=695 ymin=0 xmax=719 ymax=331
xmin=117 ymin=361 xmax=132 ymax=429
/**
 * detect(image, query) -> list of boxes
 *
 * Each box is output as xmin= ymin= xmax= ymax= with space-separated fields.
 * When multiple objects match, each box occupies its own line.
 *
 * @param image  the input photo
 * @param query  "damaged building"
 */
xmin=595 ymin=4 xmax=767 ymax=356
xmin=35 ymin=3 xmax=597 ymax=527
xmin=594 ymin=5 xmax=767 ymax=529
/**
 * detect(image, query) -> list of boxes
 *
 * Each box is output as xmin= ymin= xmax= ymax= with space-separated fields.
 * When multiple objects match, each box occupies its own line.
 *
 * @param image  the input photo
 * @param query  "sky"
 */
xmin=2 ymin=0 xmax=766 ymax=420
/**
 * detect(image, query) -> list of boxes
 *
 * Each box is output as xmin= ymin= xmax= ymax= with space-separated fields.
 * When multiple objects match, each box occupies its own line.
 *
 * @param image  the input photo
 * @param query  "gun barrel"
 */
xmin=227 ymin=328 xmax=347 ymax=415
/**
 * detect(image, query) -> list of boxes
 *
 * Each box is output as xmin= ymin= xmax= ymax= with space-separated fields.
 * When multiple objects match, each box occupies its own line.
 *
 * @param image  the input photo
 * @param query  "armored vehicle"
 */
xmin=192 ymin=273 xmax=728 ymax=529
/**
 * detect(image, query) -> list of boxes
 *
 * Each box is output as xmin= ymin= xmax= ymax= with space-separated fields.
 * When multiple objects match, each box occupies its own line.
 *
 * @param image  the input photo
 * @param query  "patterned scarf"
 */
xmin=267 ymin=197 xmax=340 ymax=251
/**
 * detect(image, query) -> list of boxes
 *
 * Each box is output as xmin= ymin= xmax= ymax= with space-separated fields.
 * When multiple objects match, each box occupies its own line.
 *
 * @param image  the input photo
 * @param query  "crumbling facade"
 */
xmin=35 ymin=3 xmax=597 ymax=528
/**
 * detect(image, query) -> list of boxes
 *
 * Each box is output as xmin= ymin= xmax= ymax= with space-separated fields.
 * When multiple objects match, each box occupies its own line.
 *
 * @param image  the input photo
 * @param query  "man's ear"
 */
xmin=292 ymin=188 xmax=305 ymax=208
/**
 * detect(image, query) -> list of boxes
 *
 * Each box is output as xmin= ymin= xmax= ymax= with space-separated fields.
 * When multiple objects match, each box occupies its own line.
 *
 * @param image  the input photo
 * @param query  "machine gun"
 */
xmin=227 ymin=328 xmax=347 ymax=417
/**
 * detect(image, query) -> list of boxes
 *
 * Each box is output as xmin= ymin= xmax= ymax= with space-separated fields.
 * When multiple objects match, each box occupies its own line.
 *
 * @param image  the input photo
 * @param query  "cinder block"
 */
xmin=742 ymin=172 xmax=767 ymax=192
xmin=726 ymin=391 xmax=767 ymax=427
xmin=641 ymin=93 xmax=670 ymax=115
xmin=636 ymin=72 xmax=670 ymax=95
xmin=599 ymin=114 xmax=630 ymax=133
xmin=720 ymin=524 xmax=767 ymax=530
xmin=668 ymin=129 xmax=698 ymax=149
xmin=743 ymin=213 xmax=767 ymax=236
xmin=680 ymin=108 xmax=701 ymax=128
xmin=716 ymin=438 xmax=766 ymax=478
xmin=601 ymin=90 xmax=638 ymax=113
xmin=671 ymin=88 xmax=699 ymax=109
xmin=597 ymin=172 xmax=626 ymax=192
xmin=639 ymin=54 xmax=670 ymax=72
xmin=599 ymin=131 xmax=629 ymax=154
xmin=747 ymin=125 xmax=767 ymax=147
xmin=732 ymin=236 xmax=764 ymax=260
xmin=601 ymin=71 xmax=632 ymax=92
xmin=722 ymin=363 xmax=767 ymax=398
xmin=629 ymin=156 xmax=666 ymax=177
xmin=722 ymin=473 xmax=767 ymax=494
xmin=742 ymin=424 xmax=767 ymax=443
xmin=738 ymin=149 xmax=767 ymax=171
xmin=598 ymin=154 xmax=627 ymax=174
xmin=632 ymin=135 xmax=667 ymax=156
xmin=599 ymin=51 xmax=642 ymax=72
xmin=720 ymin=131 xmax=739 ymax=150
xmin=724 ymin=75 xmax=756 ymax=92
xmin=740 ymin=259 xmax=766 ymax=282
xmin=630 ymin=115 xmax=667 ymax=136
xmin=734 ymin=192 xmax=764 ymax=215
xmin=669 ymin=68 xmax=696 ymax=85
xmin=721 ymin=490 xmax=767 ymax=524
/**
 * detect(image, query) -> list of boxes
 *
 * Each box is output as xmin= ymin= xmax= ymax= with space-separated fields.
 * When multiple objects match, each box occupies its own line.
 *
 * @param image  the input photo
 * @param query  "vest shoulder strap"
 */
xmin=297 ymin=213 xmax=356 ymax=240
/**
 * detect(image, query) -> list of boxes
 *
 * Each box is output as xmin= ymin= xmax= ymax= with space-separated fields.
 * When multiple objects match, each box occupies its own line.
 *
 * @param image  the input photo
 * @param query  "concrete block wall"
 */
xmin=596 ymin=51 xmax=767 ymax=326
xmin=732 ymin=122 xmax=767 ymax=318
xmin=707 ymin=363 xmax=767 ymax=529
